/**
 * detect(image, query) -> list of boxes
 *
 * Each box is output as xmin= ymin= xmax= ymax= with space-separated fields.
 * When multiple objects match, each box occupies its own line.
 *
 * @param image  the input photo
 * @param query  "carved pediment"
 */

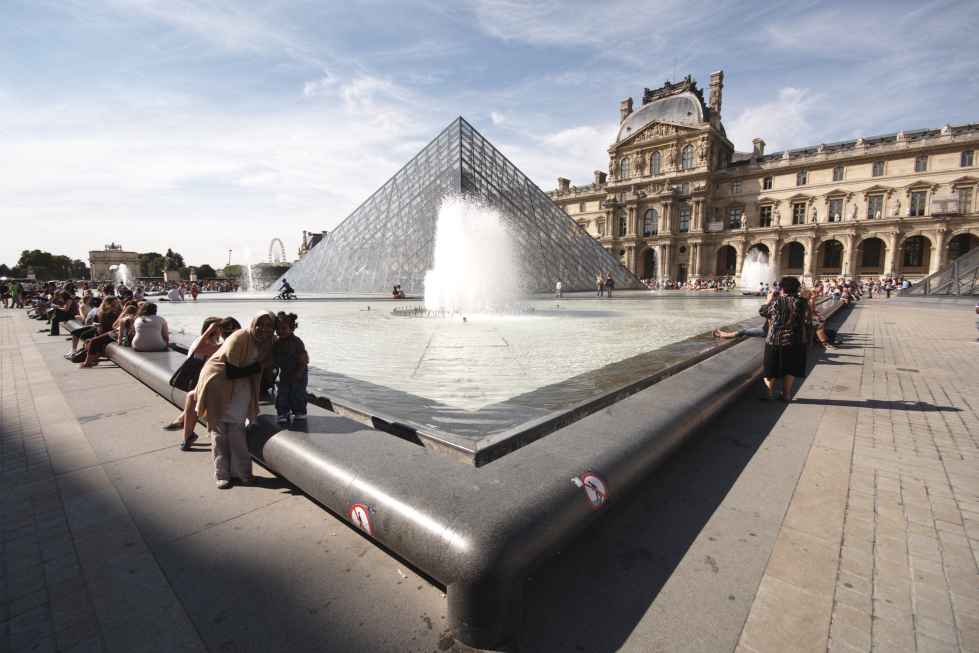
xmin=624 ymin=120 xmax=700 ymax=145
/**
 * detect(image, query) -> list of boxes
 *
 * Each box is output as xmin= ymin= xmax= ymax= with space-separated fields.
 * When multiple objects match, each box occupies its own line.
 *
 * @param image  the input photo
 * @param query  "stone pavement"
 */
xmin=738 ymin=300 xmax=979 ymax=653
xmin=1 ymin=299 xmax=977 ymax=653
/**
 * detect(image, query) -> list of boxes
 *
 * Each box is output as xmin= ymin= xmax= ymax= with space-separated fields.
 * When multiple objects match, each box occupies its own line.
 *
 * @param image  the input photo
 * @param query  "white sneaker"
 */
xmin=277 ymin=415 xmax=289 ymax=425
xmin=216 ymin=479 xmax=232 ymax=490
xmin=293 ymin=413 xmax=307 ymax=421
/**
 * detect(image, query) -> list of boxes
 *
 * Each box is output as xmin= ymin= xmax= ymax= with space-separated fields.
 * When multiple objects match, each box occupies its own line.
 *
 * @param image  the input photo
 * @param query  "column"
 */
xmin=930 ymin=229 xmax=947 ymax=274
xmin=770 ymin=241 xmax=782 ymax=278
xmin=627 ymin=207 xmax=637 ymax=237
xmin=803 ymin=238 xmax=816 ymax=281
xmin=883 ymin=232 xmax=898 ymax=277
xmin=661 ymin=202 xmax=672 ymax=235
xmin=840 ymin=233 xmax=855 ymax=278
xmin=735 ymin=240 xmax=746 ymax=276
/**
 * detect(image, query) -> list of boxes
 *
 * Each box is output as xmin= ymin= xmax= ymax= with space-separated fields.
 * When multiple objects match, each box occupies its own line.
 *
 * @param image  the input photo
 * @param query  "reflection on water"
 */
xmin=158 ymin=295 xmax=761 ymax=412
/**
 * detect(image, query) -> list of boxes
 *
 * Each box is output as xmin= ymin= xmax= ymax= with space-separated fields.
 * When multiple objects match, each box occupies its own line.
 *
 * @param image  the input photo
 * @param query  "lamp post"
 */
xmin=228 ymin=249 xmax=232 ymax=266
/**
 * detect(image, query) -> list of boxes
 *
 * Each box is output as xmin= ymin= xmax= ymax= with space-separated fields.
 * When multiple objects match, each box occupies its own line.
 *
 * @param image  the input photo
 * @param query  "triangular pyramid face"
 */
xmin=281 ymin=117 xmax=643 ymax=294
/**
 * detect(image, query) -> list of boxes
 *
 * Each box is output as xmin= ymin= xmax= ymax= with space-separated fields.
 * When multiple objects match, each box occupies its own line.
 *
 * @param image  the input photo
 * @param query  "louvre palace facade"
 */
xmin=547 ymin=71 xmax=979 ymax=283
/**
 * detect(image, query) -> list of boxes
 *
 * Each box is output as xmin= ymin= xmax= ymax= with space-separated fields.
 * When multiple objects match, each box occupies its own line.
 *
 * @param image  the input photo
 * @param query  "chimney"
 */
xmin=708 ymin=70 xmax=724 ymax=116
xmin=594 ymin=170 xmax=607 ymax=186
xmin=557 ymin=177 xmax=571 ymax=193
xmin=619 ymin=97 xmax=633 ymax=123
xmin=752 ymin=138 xmax=766 ymax=158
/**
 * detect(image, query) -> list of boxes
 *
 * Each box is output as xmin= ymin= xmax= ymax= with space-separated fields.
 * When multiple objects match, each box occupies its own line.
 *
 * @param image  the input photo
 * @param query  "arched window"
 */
xmin=650 ymin=151 xmax=661 ymax=176
xmin=643 ymin=209 xmax=658 ymax=236
xmin=619 ymin=158 xmax=630 ymax=179
xmin=680 ymin=145 xmax=694 ymax=170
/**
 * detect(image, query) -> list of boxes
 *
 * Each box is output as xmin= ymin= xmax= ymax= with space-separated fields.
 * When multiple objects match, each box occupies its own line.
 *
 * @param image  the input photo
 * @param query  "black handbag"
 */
xmin=169 ymin=356 xmax=206 ymax=391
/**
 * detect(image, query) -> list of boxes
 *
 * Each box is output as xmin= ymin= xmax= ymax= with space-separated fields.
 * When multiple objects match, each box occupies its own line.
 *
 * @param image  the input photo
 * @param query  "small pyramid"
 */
xmin=278 ymin=117 xmax=643 ymax=294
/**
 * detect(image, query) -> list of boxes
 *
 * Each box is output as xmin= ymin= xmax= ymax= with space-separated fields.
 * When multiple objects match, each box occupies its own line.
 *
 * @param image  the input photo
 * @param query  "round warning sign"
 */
xmin=349 ymin=503 xmax=373 ymax=536
xmin=573 ymin=472 xmax=608 ymax=510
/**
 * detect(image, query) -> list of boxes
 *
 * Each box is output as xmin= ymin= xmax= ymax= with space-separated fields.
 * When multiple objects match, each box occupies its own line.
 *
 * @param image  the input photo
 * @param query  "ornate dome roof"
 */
xmin=617 ymin=91 xmax=705 ymax=142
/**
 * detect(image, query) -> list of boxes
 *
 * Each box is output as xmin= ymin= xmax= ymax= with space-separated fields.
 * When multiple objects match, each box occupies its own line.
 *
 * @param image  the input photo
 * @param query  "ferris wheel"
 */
xmin=269 ymin=238 xmax=287 ymax=264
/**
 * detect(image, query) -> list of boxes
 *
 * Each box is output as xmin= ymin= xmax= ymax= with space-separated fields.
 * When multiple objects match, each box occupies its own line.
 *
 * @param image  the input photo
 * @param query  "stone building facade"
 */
xmin=548 ymin=71 xmax=979 ymax=284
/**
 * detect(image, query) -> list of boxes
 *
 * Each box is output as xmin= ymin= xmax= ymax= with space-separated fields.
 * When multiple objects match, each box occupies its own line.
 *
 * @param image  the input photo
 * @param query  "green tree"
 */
xmin=139 ymin=252 xmax=166 ymax=277
xmin=70 ymin=259 xmax=90 ymax=279
xmin=223 ymin=264 xmax=243 ymax=280
xmin=164 ymin=248 xmax=185 ymax=271
xmin=196 ymin=264 xmax=217 ymax=279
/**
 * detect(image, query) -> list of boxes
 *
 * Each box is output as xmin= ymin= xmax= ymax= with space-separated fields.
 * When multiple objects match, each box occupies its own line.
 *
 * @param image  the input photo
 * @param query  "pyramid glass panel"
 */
xmin=279 ymin=118 xmax=643 ymax=294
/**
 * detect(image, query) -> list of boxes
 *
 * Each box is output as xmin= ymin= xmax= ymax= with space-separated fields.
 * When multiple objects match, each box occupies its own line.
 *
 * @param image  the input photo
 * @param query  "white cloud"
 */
xmin=302 ymin=75 xmax=335 ymax=97
xmin=727 ymin=87 xmax=822 ymax=153
xmin=490 ymin=111 xmax=506 ymax=125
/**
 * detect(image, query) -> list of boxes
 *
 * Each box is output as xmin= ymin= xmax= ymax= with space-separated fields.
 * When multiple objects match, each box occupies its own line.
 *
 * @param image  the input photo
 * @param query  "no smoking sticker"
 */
xmin=572 ymin=472 xmax=608 ymax=510
xmin=349 ymin=503 xmax=373 ymax=536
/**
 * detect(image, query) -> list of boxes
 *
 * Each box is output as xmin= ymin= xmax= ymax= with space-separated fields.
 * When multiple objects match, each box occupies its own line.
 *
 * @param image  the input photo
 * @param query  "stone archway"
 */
xmin=856 ymin=237 xmax=886 ymax=275
xmin=781 ymin=241 xmax=805 ymax=274
xmin=642 ymin=248 xmax=658 ymax=279
xmin=817 ymin=239 xmax=844 ymax=275
xmin=948 ymin=233 xmax=979 ymax=261
xmin=716 ymin=245 xmax=738 ymax=276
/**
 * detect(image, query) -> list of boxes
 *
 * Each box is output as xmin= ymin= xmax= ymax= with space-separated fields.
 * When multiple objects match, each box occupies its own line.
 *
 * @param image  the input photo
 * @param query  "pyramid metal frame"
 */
xmin=279 ymin=117 xmax=643 ymax=294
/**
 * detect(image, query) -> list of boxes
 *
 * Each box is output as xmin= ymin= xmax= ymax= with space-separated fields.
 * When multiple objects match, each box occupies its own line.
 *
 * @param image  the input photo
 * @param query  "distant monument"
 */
xmin=278 ymin=117 xmax=642 ymax=294
xmin=89 ymin=243 xmax=140 ymax=282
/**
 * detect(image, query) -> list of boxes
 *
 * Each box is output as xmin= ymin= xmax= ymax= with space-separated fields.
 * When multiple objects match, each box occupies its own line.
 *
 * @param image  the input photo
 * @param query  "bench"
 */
xmin=97 ymin=300 xmax=851 ymax=649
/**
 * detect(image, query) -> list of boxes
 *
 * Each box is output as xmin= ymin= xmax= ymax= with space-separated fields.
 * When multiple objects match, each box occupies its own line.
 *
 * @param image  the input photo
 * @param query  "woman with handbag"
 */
xmin=165 ymin=316 xmax=241 ymax=450
xmin=195 ymin=311 xmax=276 ymax=489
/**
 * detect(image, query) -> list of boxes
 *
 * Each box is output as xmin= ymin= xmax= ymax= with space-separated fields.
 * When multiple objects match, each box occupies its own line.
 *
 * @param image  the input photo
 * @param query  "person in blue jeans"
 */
xmin=273 ymin=312 xmax=309 ymax=425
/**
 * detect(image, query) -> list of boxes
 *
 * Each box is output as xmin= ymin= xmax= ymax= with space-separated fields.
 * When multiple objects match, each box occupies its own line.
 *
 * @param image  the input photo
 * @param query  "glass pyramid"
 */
xmin=279 ymin=117 xmax=643 ymax=294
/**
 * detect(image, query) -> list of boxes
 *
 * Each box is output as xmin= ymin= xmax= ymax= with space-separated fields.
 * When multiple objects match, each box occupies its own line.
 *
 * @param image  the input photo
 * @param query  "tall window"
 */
xmin=861 ymin=239 xmax=883 ymax=268
xmin=910 ymin=190 xmax=927 ymax=216
xmin=763 ymin=176 xmax=773 ymax=190
xmin=914 ymin=155 xmax=928 ymax=173
xmin=676 ymin=182 xmax=689 ymax=195
xmin=792 ymin=202 xmax=806 ymax=225
xmin=796 ymin=170 xmax=808 ymax=186
xmin=643 ymin=209 xmax=658 ymax=236
xmin=727 ymin=206 xmax=742 ymax=229
xmin=680 ymin=145 xmax=694 ymax=170
xmin=650 ymin=151 xmax=661 ymax=175
xmin=962 ymin=150 xmax=975 ymax=167
xmin=872 ymin=161 xmax=885 ymax=177
xmin=617 ymin=210 xmax=628 ymax=237
xmin=828 ymin=198 xmax=843 ymax=223
xmin=678 ymin=204 xmax=690 ymax=232
xmin=759 ymin=205 xmax=773 ymax=227
xmin=619 ymin=158 xmax=629 ymax=179
xmin=958 ymin=187 xmax=974 ymax=214
xmin=822 ymin=241 xmax=843 ymax=269
xmin=832 ymin=165 xmax=845 ymax=182
xmin=786 ymin=242 xmax=805 ymax=269
xmin=868 ymin=195 xmax=884 ymax=219
xmin=902 ymin=237 xmax=925 ymax=267
xmin=732 ymin=180 xmax=742 ymax=194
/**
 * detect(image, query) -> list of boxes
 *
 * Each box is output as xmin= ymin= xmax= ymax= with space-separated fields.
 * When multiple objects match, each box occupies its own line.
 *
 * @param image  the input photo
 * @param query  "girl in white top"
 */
xmin=132 ymin=302 xmax=170 ymax=352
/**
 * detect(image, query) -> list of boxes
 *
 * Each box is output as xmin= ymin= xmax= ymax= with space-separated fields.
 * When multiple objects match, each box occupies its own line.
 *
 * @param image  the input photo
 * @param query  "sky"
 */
xmin=3 ymin=0 xmax=978 ymax=270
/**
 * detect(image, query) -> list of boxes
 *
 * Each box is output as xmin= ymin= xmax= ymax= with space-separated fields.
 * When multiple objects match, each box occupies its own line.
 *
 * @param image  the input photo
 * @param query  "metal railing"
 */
xmin=901 ymin=246 xmax=979 ymax=296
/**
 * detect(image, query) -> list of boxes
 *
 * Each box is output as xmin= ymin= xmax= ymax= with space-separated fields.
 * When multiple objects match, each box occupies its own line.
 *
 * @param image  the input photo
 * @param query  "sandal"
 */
xmin=163 ymin=417 xmax=184 ymax=431
xmin=179 ymin=433 xmax=199 ymax=451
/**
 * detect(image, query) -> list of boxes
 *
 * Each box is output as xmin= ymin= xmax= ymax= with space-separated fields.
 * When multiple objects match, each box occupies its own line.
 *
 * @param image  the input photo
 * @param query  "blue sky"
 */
xmin=3 ymin=0 xmax=978 ymax=269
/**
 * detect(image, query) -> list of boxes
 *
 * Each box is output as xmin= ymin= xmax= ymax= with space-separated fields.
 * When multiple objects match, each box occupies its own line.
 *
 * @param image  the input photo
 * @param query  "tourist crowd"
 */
xmin=10 ymin=279 xmax=309 ymax=491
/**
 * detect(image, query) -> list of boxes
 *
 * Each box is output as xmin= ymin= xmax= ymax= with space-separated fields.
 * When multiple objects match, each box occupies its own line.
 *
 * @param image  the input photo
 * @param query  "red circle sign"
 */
xmin=349 ymin=503 xmax=373 ymax=535
xmin=575 ymin=472 xmax=608 ymax=509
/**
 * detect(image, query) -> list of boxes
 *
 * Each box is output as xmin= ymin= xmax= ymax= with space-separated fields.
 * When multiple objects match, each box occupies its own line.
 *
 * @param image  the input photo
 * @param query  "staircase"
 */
xmin=901 ymin=246 xmax=979 ymax=296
